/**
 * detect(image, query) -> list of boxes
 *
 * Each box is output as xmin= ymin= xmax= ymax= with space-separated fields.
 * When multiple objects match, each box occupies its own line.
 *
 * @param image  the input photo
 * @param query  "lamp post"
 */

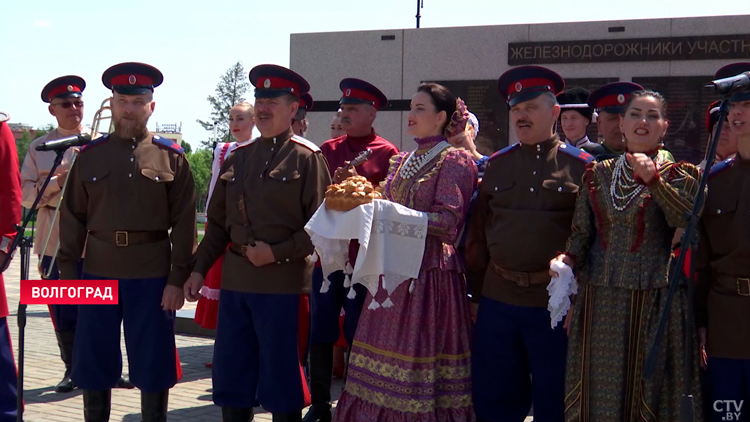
xmin=416 ymin=0 xmax=423 ymax=28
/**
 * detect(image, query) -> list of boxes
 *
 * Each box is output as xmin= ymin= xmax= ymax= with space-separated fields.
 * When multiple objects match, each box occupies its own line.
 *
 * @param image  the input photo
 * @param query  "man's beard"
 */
xmin=114 ymin=113 xmax=150 ymax=140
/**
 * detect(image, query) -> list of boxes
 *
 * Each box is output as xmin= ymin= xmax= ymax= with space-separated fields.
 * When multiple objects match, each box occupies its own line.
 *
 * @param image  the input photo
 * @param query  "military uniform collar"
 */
xmin=520 ymin=135 xmax=560 ymax=154
xmin=259 ymin=128 xmax=294 ymax=144
xmin=345 ymin=128 xmax=377 ymax=145
xmin=567 ymin=135 xmax=590 ymax=149
xmin=110 ymin=131 xmax=150 ymax=144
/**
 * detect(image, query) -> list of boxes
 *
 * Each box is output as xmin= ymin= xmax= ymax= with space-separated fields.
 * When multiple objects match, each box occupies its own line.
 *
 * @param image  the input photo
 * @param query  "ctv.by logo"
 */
xmin=714 ymin=400 xmax=743 ymax=421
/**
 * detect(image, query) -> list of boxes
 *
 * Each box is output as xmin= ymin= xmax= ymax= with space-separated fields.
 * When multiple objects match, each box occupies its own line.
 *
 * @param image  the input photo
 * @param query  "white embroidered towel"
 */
xmin=305 ymin=199 xmax=428 ymax=308
xmin=547 ymin=261 xmax=578 ymax=329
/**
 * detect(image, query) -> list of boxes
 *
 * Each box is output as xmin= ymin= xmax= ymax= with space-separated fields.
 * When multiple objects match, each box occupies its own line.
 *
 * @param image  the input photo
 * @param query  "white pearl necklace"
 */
xmin=610 ymin=154 xmax=646 ymax=211
xmin=399 ymin=141 xmax=451 ymax=179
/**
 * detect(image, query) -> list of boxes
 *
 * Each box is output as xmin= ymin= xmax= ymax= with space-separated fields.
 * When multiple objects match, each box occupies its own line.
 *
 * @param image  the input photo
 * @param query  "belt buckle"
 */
xmin=115 ymin=231 xmax=129 ymax=247
xmin=737 ymin=278 xmax=750 ymax=296
xmin=516 ymin=272 xmax=530 ymax=288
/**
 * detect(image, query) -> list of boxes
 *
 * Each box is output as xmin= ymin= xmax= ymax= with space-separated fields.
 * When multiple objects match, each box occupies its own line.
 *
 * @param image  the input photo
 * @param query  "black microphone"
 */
xmin=705 ymin=71 xmax=750 ymax=95
xmin=35 ymin=134 xmax=91 ymax=152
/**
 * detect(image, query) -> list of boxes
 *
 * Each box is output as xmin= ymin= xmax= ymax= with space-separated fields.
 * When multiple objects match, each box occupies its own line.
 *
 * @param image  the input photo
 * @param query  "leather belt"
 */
xmin=89 ymin=230 xmax=168 ymax=247
xmin=229 ymin=242 xmax=248 ymax=256
xmin=490 ymin=261 xmax=550 ymax=287
xmin=715 ymin=275 xmax=750 ymax=296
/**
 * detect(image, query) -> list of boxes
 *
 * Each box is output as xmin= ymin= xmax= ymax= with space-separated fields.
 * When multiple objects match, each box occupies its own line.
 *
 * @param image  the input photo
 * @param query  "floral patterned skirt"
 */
xmin=333 ymin=269 xmax=475 ymax=422
xmin=564 ymin=283 xmax=703 ymax=422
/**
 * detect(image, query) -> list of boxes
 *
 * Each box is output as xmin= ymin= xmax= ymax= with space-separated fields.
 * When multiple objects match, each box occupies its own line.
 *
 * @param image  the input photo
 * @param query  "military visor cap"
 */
xmin=295 ymin=93 xmax=314 ymax=120
xmin=497 ymin=65 xmax=564 ymax=107
xmin=41 ymin=75 xmax=85 ymax=103
xmin=339 ymin=78 xmax=388 ymax=110
xmin=102 ymin=62 xmax=163 ymax=95
xmin=250 ymin=64 xmax=309 ymax=99
xmin=587 ymin=82 xmax=643 ymax=115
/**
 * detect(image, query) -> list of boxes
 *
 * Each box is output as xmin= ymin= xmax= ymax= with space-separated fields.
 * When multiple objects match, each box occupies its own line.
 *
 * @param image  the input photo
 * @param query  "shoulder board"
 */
xmin=558 ymin=143 xmax=595 ymax=164
xmin=290 ymin=135 xmax=320 ymax=152
xmin=0 ymin=111 xmax=8 ymax=123
xmin=709 ymin=157 xmax=734 ymax=179
xmin=152 ymin=135 xmax=185 ymax=154
xmin=489 ymin=143 xmax=520 ymax=161
xmin=233 ymin=139 xmax=257 ymax=151
xmin=80 ymin=134 xmax=110 ymax=152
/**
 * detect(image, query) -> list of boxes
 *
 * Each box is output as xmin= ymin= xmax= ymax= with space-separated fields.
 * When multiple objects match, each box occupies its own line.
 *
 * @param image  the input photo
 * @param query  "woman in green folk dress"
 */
xmin=551 ymin=90 xmax=703 ymax=421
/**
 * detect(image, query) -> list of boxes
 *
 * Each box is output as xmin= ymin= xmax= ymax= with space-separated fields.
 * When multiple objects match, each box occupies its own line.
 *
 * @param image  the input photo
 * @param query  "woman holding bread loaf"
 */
xmin=333 ymin=83 xmax=477 ymax=422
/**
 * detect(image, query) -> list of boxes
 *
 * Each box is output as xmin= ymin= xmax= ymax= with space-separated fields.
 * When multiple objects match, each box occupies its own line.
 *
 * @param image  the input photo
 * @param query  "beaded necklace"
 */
xmin=399 ymin=140 xmax=451 ymax=179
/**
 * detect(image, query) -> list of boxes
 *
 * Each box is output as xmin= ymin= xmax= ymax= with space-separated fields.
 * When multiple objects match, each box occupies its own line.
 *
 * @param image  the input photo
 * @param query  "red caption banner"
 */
xmin=20 ymin=280 xmax=118 ymax=305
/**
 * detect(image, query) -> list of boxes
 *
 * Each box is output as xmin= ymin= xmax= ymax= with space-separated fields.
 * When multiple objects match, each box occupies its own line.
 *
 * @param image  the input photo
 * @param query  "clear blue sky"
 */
xmin=2 ymin=0 xmax=749 ymax=149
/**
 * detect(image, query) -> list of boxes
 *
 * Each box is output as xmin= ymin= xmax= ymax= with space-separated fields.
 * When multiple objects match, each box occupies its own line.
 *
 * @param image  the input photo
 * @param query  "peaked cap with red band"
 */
xmin=249 ymin=64 xmax=309 ymax=99
xmin=295 ymin=93 xmax=314 ymax=120
xmin=715 ymin=62 xmax=750 ymax=103
xmin=497 ymin=66 xmax=564 ymax=107
xmin=706 ymin=100 xmax=725 ymax=133
xmin=300 ymin=93 xmax=314 ymax=111
xmin=587 ymin=82 xmax=643 ymax=114
xmin=102 ymin=62 xmax=163 ymax=95
xmin=339 ymin=78 xmax=388 ymax=110
xmin=41 ymin=75 xmax=85 ymax=103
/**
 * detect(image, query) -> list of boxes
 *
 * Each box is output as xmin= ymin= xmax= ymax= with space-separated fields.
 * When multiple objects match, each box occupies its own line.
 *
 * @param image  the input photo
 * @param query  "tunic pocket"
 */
xmin=542 ymin=179 xmax=579 ymax=209
xmin=268 ymin=168 xmax=301 ymax=183
xmin=140 ymin=168 xmax=175 ymax=182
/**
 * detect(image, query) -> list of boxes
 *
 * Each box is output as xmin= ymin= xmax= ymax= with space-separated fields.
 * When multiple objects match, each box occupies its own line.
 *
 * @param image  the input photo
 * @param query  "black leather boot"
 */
xmin=116 ymin=376 xmax=135 ymax=389
xmin=221 ymin=407 xmax=254 ymax=422
xmin=273 ymin=411 xmax=302 ymax=422
xmin=302 ymin=343 xmax=333 ymax=422
xmin=83 ymin=389 xmax=111 ymax=422
xmin=54 ymin=330 xmax=76 ymax=393
xmin=141 ymin=389 xmax=169 ymax=422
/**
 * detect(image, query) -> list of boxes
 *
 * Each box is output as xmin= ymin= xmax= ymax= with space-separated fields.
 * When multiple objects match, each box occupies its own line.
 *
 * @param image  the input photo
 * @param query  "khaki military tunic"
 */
xmin=696 ymin=155 xmax=750 ymax=359
xmin=21 ymin=127 xmax=90 ymax=256
xmin=58 ymin=133 xmax=197 ymax=287
xmin=466 ymin=136 xmax=593 ymax=307
xmin=193 ymin=128 xmax=331 ymax=294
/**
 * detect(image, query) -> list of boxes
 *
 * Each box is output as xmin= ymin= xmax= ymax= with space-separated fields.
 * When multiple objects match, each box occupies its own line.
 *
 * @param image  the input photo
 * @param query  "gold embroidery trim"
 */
xmin=352 ymin=340 xmax=471 ymax=363
xmin=349 ymin=353 xmax=471 ymax=383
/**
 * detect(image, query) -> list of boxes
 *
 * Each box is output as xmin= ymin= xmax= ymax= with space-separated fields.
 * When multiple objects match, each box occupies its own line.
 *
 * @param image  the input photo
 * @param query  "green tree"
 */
xmin=181 ymin=141 xmax=193 ymax=154
xmin=16 ymin=124 xmax=54 ymax=165
xmin=16 ymin=131 xmax=32 ymax=165
xmin=187 ymin=148 xmax=213 ymax=213
xmin=196 ymin=61 xmax=249 ymax=149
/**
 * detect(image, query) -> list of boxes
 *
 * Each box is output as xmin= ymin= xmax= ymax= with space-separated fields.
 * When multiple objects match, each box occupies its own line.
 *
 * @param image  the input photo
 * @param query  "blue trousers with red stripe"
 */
xmin=40 ymin=256 xmax=80 ymax=332
xmin=472 ymin=297 xmax=567 ymax=422
xmin=706 ymin=357 xmax=750 ymax=422
xmin=309 ymin=267 xmax=366 ymax=346
xmin=71 ymin=274 xmax=177 ymax=393
xmin=0 ymin=317 xmax=17 ymax=422
xmin=213 ymin=290 xmax=306 ymax=412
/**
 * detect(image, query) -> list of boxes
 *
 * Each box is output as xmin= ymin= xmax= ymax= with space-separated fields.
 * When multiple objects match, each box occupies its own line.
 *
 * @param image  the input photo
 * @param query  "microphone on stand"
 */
xmin=705 ymin=71 xmax=750 ymax=94
xmin=35 ymin=134 xmax=91 ymax=152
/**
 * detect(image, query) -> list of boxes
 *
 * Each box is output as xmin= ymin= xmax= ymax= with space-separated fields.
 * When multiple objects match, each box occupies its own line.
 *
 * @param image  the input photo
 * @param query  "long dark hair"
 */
xmin=417 ymin=82 xmax=456 ymax=134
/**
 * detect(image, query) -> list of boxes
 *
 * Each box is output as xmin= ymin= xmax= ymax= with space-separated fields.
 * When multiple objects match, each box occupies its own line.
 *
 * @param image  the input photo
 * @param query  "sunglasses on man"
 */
xmin=52 ymin=100 xmax=84 ymax=109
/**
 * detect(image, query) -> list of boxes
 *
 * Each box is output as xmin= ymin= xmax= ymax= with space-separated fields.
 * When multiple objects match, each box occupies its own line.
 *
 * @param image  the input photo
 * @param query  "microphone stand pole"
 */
xmin=642 ymin=97 xmax=731 ymax=422
xmin=1 ymin=148 xmax=67 ymax=422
